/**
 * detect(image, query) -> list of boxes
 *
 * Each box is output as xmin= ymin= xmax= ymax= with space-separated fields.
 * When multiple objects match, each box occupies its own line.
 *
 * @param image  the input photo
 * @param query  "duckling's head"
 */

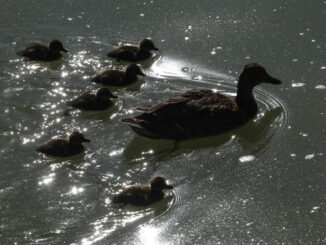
xmin=139 ymin=39 xmax=159 ymax=51
xmin=96 ymin=88 xmax=118 ymax=99
xmin=126 ymin=64 xmax=146 ymax=76
xmin=150 ymin=177 xmax=173 ymax=191
xmin=238 ymin=63 xmax=281 ymax=88
xmin=49 ymin=40 xmax=68 ymax=53
xmin=68 ymin=131 xmax=90 ymax=144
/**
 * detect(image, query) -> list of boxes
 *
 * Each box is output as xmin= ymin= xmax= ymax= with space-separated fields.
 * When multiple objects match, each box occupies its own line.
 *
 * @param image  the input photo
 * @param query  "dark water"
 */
xmin=0 ymin=0 xmax=325 ymax=244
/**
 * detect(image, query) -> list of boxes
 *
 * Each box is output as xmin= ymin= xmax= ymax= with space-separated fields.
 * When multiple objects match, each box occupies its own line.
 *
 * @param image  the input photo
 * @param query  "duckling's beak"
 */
xmin=82 ymin=138 xmax=91 ymax=143
xmin=139 ymin=71 xmax=146 ymax=76
xmin=153 ymin=46 xmax=159 ymax=51
xmin=264 ymin=73 xmax=282 ymax=85
xmin=110 ymin=94 xmax=118 ymax=98
xmin=165 ymin=184 xmax=173 ymax=189
xmin=61 ymin=48 xmax=68 ymax=53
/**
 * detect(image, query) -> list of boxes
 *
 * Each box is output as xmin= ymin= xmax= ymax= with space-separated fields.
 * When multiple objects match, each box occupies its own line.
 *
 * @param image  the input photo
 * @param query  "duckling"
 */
xmin=36 ymin=131 xmax=90 ymax=157
xmin=91 ymin=64 xmax=145 ymax=86
xmin=113 ymin=176 xmax=173 ymax=206
xmin=121 ymin=63 xmax=282 ymax=140
xmin=17 ymin=40 xmax=68 ymax=61
xmin=66 ymin=88 xmax=117 ymax=111
xmin=107 ymin=39 xmax=159 ymax=62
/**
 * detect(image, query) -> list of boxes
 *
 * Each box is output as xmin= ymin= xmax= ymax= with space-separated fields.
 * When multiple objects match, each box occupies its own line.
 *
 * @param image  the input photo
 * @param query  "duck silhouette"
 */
xmin=17 ymin=40 xmax=68 ymax=61
xmin=107 ymin=39 xmax=158 ymax=62
xmin=66 ymin=88 xmax=117 ymax=111
xmin=121 ymin=63 xmax=282 ymax=140
xmin=112 ymin=177 xmax=173 ymax=206
xmin=36 ymin=131 xmax=90 ymax=157
xmin=91 ymin=64 xmax=145 ymax=86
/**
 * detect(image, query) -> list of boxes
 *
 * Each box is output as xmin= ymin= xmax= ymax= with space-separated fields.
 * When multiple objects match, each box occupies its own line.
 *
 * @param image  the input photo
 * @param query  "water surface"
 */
xmin=0 ymin=0 xmax=325 ymax=244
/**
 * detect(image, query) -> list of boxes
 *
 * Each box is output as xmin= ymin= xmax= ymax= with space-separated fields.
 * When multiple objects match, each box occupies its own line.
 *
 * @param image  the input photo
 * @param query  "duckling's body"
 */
xmin=91 ymin=64 xmax=145 ymax=86
xmin=17 ymin=40 xmax=68 ymax=61
xmin=121 ymin=63 xmax=282 ymax=140
xmin=66 ymin=88 xmax=117 ymax=111
xmin=107 ymin=39 xmax=158 ymax=62
xmin=36 ymin=131 xmax=90 ymax=157
xmin=113 ymin=177 xmax=173 ymax=206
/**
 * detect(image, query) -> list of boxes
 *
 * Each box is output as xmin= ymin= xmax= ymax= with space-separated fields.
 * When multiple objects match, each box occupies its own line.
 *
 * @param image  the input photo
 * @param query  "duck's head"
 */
xmin=96 ymin=88 xmax=117 ymax=99
xmin=238 ymin=63 xmax=281 ymax=88
xmin=49 ymin=40 xmax=68 ymax=53
xmin=126 ymin=64 xmax=146 ymax=76
xmin=139 ymin=39 xmax=159 ymax=51
xmin=68 ymin=131 xmax=90 ymax=144
xmin=150 ymin=177 xmax=173 ymax=191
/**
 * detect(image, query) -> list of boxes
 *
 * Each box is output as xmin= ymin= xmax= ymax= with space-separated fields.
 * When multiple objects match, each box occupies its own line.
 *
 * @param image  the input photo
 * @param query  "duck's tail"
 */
xmin=121 ymin=118 xmax=160 ymax=139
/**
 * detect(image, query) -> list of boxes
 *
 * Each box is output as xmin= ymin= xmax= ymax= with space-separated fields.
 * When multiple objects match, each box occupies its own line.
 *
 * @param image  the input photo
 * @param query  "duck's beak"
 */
xmin=153 ymin=46 xmax=159 ymax=51
xmin=82 ymin=138 xmax=91 ymax=143
xmin=264 ymin=73 xmax=282 ymax=85
xmin=61 ymin=48 xmax=68 ymax=53
xmin=165 ymin=184 xmax=173 ymax=189
xmin=110 ymin=94 xmax=118 ymax=99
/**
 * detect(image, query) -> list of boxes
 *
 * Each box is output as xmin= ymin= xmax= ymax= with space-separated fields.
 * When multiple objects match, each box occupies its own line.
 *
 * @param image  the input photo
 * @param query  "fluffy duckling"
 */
xmin=107 ymin=39 xmax=158 ymax=62
xmin=36 ymin=131 xmax=90 ymax=157
xmin=66 ymin=88 xmax=117 ymax=111
xmin=91 ymin=64 xmax=145 ymax=86
xmin=17 ymin=40 xmax=68 ymax=61
xmin=121 ymin=63 xmax=282 ymax=140
xmin=112 ymin=177 xmax=173 ymax=206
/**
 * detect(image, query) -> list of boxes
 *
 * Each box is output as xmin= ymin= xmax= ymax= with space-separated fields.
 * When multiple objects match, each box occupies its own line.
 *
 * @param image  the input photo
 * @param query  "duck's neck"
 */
xmin=235 ymin=80 xmax=258 ymax=115
xmin=125 ymin=72 xmax=137 ymax=80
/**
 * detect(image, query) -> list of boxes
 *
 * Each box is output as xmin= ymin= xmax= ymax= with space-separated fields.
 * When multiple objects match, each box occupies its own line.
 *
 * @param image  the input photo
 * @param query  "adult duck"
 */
xmin=66 ymin=88 xmax=117 ymax=111
xmin=112 ymin=177 xmax=173 ymax=206
xmin=91 ymin=64 xmax=145 ymax=86
xmin=36 ymin=131 xmax=90 ymax=157
xmin=121 ymin=63 xmax=282 ymax=140
xmin=17 ymin=39 xmax=68 ymax=61
xmin=107 ymin=39 xmax=158 ymax=62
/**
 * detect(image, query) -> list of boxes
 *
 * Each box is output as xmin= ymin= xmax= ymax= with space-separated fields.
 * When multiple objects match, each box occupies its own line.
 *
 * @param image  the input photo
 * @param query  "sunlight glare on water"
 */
xmin=0 ymin=0 xmax=325 ymax=244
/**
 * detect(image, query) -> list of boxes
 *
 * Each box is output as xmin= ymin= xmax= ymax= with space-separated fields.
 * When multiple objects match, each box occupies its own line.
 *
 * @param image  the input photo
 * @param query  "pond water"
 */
xmin=0 ymin=0 xmax=325 ymax=244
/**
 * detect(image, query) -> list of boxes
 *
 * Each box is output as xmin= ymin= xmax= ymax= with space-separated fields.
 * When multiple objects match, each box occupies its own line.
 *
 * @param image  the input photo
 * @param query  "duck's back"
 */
xmin=122 ymin=89 xmax=243 ymax=140
xmin=113 ymin=186 xmax=152 ymax=206
xmin=108 ymin=45 xmax=152 ymax=62
xmin=67 ymin=93 xmax=111 ymax=110
xmin=92 ymin=70 xmax=127 ymax=86
xmin=107 ymin=45 xmax=139 ymax=61
xmin=36 ymin=139 xmax=84 ymax=157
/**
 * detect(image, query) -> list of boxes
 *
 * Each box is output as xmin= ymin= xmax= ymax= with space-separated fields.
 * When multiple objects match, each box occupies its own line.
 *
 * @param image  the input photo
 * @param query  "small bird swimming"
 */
xmin=36 ymin=131 xmax=90 ymax=157
xmin=17 ymin=39 xmax=68 ymax=61
xmin=91 ymin=64 xmax=145 ymax=86
xmin=112 ymin=176 xmax=173 ymax=206
xmin=107 ymin=39 xmax=159 ymax=62
xmin=66 ymin=88 xmax=117 ymax=111
xmin=121 ymin=63 xmax=282 ymax=140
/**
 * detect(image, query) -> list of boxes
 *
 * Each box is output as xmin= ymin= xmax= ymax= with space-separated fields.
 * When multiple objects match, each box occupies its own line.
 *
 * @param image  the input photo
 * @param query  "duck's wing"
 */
xmin=107 ymin=45 xmax=139 ymax=61
xmin=122 ymin=89 xmax=240 ymax=139
xmin=36 ymin=139 xmax=68 ymax=156
xmin=91 ymin=70 xmax=125 ymax=85
xmin=113 ymin=186 xmax=149 ymax=205
xmin=66 ymin=93 xmax=98 ymax=110
xmin=17 ymin=43 xmax=49 ymax=60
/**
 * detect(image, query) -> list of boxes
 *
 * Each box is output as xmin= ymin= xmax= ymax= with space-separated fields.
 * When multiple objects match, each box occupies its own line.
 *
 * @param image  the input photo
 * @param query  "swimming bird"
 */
xmin=91 ymin=64 xmax=145 ymax=86
xmin=121 ymin=63 xmax=282 ymax=140
xmin=112 ymin=177 xmax=173 ymax=206
xmin=66 ymin=88 xmax=117 ymax=111
xmin=17 ymin=40 xmax=68 ymax=61
xmin=107 ymin=39 xmax=159 ymax=62
xmin=36 ymin=131 xmax=90 ymax=157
